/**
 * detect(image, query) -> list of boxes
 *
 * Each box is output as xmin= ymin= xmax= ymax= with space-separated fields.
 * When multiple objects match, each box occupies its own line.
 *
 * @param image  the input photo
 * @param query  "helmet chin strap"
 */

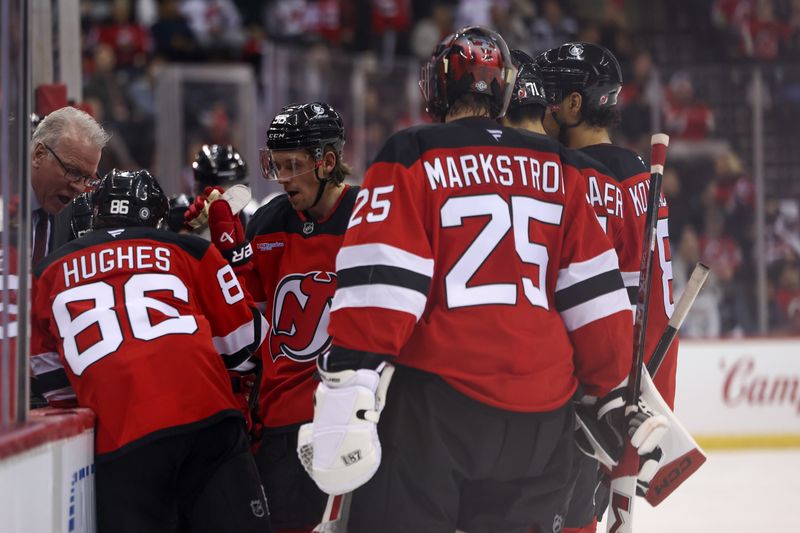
xmin=303 ymin=166 xmax=329 ymax=221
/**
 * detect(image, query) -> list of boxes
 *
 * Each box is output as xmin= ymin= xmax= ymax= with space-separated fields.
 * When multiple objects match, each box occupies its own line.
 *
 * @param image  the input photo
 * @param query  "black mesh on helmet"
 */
xmin=535 ymin=42 xmax=622 ymax=112
xmin=192 ymin=144 xmax=248 ymax=186
xmin=266 ymin=102 xmax=345 ymax=161
xmin=91 ymin=169 xmax=170 ymax=230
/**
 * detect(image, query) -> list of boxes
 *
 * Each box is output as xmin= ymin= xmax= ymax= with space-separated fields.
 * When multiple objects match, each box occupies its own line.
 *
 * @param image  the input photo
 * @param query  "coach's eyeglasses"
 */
xmin=43 ymin=143 xmax=99 ymax=186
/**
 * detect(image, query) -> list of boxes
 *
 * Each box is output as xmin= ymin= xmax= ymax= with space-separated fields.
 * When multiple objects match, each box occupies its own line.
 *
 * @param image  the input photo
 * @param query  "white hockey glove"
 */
xmin=575 ymin=384 xmax=669 ymax=474
xmin=297 ymin=361 xmax=394 ymax=495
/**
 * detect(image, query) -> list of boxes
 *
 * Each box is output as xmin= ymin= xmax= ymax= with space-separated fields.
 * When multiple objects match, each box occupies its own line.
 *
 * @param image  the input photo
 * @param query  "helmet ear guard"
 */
xmin=91 ymin=169 xmax=170 ymax=230
xmin=419 ymin=26 xmax=518 ymax=121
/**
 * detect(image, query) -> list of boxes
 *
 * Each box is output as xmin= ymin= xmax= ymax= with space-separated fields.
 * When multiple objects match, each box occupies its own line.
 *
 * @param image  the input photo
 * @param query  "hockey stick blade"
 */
xmin=647 ymin=263 xmax=710 ymax=377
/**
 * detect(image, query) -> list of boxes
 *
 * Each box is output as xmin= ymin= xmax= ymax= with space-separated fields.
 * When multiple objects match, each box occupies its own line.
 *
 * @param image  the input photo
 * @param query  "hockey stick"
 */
xmin=606 ymin=133 xmax=669 ymax=533
xmin=313 ymin=492 xmax=351 ymax=533
xmin=646 ymin=263 xmax=710 ymax=377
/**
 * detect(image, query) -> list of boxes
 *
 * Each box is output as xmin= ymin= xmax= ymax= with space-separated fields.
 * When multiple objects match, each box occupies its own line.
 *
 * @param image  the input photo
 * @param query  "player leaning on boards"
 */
xmin=528 ymin=43 xmax=677 ymax=532
xmin=30 ymin=170 xmax=273 ymax=533
xmin=297 ymin=26 xmax=666 ymax=533
xmin=198 ymin=102 xmax=359 ymax=533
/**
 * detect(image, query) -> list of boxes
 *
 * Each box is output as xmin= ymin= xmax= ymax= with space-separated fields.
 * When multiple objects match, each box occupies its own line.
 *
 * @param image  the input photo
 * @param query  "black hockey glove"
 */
xmin=575 ymin=384 xmax=669 ymax=470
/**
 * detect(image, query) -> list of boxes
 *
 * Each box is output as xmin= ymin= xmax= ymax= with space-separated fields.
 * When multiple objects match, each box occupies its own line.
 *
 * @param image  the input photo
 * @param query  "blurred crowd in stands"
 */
xmin=77 ymin=0 xmax=800 ymax=336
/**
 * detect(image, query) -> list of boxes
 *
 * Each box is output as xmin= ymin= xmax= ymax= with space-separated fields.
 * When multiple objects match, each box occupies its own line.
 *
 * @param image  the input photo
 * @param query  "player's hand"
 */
xmin=575 ymin=386 xmax=669 ymax=469
xmin=636 ymin=445 xmax=664 ymax=496
xmin=208 ymin=197 xmax=253 ymax=271
xmin=183 ymin=186 xmax=225 ymax=230
xmin=297 ymin=360 xmax=394 ymax=495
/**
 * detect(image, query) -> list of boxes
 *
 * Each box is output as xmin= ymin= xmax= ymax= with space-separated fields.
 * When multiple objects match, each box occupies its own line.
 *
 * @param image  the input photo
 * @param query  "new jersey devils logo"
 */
xmin=269 ymin=271 xmax=337 ymax=362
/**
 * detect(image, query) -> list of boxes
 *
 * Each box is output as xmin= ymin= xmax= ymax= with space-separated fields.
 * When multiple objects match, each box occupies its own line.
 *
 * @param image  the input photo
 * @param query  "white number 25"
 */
xmin=348 ymin=186 xmax=394 ymax=228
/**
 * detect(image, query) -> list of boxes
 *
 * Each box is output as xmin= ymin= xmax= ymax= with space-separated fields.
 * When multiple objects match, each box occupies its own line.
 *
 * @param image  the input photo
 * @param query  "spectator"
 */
xmin=663 ymin=70 xmax=715 ymax=140
xmin=93 ymin=0 xmax=150 ymax=70
xmin=84 ymin=43 xmax=131 ymax=126
xmin=409 ymin=2 xmax=455 ymax=59
xmin=181 ymin=0 xmax=245 ymax=55
xmin=673 ymin=226 xmax=722 ymax=337
xmin=453 ymin=0 xmax=494 ymax=28
xmin=150 ymin=0 xmax=199 ymax=61
xmin=528 ymin=0 xmax=578 ymax=54
xmin=617 ymin=49 xmax=659 ymax=151
xmin=773 ymin=259 xmax=800 ymax=333
xmin=740 ymin=0 xmax=791 ymax=60
xmin=767 ymin=199 xmax=800 ymax=263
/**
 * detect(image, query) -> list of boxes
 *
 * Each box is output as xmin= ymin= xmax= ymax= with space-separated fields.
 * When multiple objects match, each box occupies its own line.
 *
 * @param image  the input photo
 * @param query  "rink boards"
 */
xmin=675 ymin=339 xmax=800 ymax=449
xmin=0 ymin=408 xmax=95 ymax=533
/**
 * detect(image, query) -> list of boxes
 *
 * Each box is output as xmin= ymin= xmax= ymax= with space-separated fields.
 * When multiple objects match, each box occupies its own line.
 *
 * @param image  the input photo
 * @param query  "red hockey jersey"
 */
xmin=30 ymin=227 xmax=267 ymax=457
xmin=581 ymin=143 xmax=679 ymax=408
xmin=244 ymin=186 xmax=359 ymax=429
xmin=329 ymin=118 xmax=634 ymax=412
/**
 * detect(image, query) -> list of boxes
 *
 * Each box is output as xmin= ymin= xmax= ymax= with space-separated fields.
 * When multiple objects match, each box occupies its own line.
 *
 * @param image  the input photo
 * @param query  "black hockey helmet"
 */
xmin=192 ymin=144 xmax=248 ymax=187
xmin=261 ymin=102 xmax=345 ymax=180
xmin=419 ymin=26 xmax=517 ymax=120
xmin=508 ymin=49 xmax=548 ymax=110
xmin=92 ymin=169 xmax=169 ymax=229
xmin=166 ymin=193 xmax=191 ymax=233
xmin=535 ymin=42 xmax=622 ymax=111
xmin=70 ymin=191 xmax=94 ymax=239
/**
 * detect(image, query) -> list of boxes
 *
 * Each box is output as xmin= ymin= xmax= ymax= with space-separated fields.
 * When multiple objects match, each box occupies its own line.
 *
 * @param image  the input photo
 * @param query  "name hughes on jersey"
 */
xmin=423 ymin=154 xmax=563 ymax=194
xmin=62 ymin=245 xmax=171 ymax=287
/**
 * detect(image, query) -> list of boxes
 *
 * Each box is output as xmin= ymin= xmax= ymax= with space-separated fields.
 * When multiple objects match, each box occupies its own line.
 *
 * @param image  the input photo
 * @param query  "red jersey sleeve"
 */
xmin=555 ymin=163 xmax=633 ymax=397
xmin=329 ymin=143 xmax=433 ymax=357
xmin=30 ymin=278 xmax=76 ymax=404
xmin=192 ymin=246 xmax=268 ymax=370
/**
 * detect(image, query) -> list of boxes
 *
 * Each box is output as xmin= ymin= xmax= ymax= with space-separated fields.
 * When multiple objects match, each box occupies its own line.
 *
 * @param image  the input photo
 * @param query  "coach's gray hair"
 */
xmin=32 ymin=106 xmax=110 ymax=151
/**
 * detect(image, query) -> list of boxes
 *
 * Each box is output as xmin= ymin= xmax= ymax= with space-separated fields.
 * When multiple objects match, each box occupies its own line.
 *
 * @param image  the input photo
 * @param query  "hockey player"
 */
xmin=183 ymin=143 xmax=259 ymax=234
xmin=30 ymin=169 xmax=272 ymax=533
xmin=535 ymin=42 xmax=678 ymax=532
xmin=298 ymin=27 xmax=666 ymax=533
xmin=192 ymin=143 xmax=249 ymax=196
xmin=197 ymin=102 xmax=359 ymax=532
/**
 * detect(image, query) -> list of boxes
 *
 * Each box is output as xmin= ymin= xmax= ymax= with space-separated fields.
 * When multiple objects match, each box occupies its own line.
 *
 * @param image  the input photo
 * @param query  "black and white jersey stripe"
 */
xmin=555 ymin=249 xmax=631 ymax=331
xmin=212 ymin=308 xmax=268 ymax=369
xmin=332 ymin=243 xmax=434 ymax=321
xmin=620 ymin=270 xmax=640 ymax=312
